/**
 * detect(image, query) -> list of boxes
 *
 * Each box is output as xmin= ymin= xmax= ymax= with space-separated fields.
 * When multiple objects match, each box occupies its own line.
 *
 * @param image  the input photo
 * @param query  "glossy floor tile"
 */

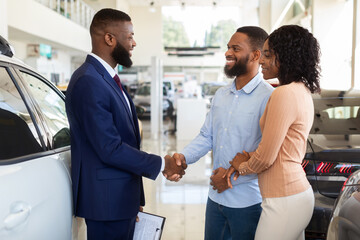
xmin=141 ymin=119 xmax=211 ymax=240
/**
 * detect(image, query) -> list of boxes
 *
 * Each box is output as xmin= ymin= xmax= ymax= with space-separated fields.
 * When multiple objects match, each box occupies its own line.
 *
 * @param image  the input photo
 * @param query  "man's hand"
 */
xmin=162 ymin=155 xmax=186 ymax=181
xmin=136 ymin=206 xmax=143 ymax=222
xmin=210 ymin=167 xmax=229 ymax=193
xmin=222 ymin=166 xmax=239 ymax=189
xmin=230 ymin=151 xmax=250 ymax=170
xmin=172 ymin=153 xmax=188 ymax=170
xmin=222 ymin=151 xmax=251 ymax=188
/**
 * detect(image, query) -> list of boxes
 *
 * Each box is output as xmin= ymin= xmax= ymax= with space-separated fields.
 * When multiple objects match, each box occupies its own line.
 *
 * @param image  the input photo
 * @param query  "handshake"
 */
xmin=162 ymin=153 xmax=187 ymax=182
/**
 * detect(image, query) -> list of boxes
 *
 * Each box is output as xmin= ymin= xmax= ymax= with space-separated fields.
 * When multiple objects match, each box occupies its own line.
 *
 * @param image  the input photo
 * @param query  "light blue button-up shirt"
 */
xmin=182 ymin=73 xmax=274 ymax=208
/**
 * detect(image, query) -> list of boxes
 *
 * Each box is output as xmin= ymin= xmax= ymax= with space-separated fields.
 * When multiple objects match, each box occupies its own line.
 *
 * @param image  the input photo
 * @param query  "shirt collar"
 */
xmin=230 ymin=72 xmax=262 ymax=94
xmin=89 ymin=53 xmax=117 ymax=78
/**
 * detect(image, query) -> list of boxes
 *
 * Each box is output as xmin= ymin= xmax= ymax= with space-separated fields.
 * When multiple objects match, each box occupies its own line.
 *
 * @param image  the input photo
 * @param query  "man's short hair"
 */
xmin=236 ymin=26 xmax=268 ymax=51
xmin=90 ymin=8 xmax=131 ymax=36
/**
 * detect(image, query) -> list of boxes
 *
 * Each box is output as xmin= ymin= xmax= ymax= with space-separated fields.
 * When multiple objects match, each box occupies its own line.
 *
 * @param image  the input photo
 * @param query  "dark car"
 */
xmin=304 ymin=90 xmax=360 ymax=239
xmin=132 ymin=82 xmax=174 ymax=118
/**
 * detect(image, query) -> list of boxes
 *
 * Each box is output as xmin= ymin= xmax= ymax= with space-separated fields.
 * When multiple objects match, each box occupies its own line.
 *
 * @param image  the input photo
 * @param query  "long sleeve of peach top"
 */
xmin=238 ymin=82 xmax=314 ymax=198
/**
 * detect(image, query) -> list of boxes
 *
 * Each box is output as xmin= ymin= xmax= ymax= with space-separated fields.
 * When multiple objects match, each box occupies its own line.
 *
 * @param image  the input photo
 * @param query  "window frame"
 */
xmin=12 ymin=66 xmax=69 ymax=150
xmin=0 ymin=60 xmax=69 ymax=165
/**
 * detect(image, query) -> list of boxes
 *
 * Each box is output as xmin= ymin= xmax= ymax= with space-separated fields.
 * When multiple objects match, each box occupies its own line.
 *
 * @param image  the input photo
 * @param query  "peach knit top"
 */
xmin=238 ymin=82 xmax=313 ymax=198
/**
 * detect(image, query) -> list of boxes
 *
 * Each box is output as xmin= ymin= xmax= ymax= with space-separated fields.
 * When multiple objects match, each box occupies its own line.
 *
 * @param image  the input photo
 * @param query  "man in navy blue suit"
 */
xmin=65 ymin=8 xmax=186 ymax=240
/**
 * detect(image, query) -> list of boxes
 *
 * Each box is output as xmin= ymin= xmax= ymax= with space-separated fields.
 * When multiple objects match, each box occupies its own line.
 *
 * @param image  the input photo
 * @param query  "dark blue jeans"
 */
xmin=205 ymin=197 xmax=262 ymax=240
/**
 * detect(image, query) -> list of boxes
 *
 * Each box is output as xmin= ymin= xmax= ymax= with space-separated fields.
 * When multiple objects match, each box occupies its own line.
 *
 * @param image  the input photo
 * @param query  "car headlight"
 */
xmin=327 ymin=170 xmax=360 ymax=240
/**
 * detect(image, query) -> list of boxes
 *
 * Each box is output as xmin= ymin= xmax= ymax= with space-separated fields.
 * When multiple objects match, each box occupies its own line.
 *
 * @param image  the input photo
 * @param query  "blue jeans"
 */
xmin=205 ymin=197 xmax=262 ymax=240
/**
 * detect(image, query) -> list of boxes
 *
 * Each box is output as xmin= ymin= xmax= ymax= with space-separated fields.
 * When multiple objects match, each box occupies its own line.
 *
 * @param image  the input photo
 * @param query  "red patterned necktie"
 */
xmin=113 ymin=74 xmax=123 ymax=92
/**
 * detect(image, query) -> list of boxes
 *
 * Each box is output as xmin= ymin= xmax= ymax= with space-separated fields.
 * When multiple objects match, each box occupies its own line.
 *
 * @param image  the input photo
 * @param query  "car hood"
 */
xmin=133 ymin=95 xmax=151 ymax=105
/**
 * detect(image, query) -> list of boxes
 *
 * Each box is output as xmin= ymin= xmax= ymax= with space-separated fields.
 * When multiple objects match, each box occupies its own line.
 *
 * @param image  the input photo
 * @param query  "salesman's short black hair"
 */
xmin=90 ymin=8 xmax=131 ymax=36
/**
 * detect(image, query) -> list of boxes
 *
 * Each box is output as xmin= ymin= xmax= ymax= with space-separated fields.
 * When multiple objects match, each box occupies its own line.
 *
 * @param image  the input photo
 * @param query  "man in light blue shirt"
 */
xmin=172 ymin=27 xmax=274 ymax=240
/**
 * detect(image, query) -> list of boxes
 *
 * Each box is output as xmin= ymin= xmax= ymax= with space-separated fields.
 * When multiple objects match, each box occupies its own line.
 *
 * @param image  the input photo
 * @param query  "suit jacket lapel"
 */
xmin=123 ymin=88 xmax=141 ymax=146
xmin=103 ymin=75 xmax=138 ymax=135
xmin=86 ymin=56 xmax=138 ymax=139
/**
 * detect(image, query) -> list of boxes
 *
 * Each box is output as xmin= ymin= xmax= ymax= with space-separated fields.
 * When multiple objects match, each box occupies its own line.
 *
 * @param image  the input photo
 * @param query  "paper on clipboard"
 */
xmin=133 ymin=212 xmax=165 ymax=240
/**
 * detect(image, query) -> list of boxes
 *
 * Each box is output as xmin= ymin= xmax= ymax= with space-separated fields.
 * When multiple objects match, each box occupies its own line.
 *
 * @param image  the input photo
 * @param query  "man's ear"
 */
xmin=251 ymin=49 xmax=261 ymax=62
xmin=104 ymin=33 xmax=115 ymax=47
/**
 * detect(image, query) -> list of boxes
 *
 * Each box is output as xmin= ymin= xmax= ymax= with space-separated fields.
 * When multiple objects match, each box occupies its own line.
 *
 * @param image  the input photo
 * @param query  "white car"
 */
xmin=0 ymin=36 xmax=74 ymax=239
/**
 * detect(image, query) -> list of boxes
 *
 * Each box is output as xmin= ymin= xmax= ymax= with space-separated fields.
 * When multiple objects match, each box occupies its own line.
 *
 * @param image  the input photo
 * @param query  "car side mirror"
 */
xmin=53 ymin=127 xmax=71 ymax=148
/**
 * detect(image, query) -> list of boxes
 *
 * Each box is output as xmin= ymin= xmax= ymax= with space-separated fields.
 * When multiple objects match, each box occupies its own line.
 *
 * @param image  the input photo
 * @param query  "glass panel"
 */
xmin=0 ymin=67 xmax=42 ymax=159
xmin=325 ymin=106 xmax=359 ymax=119
xmin=312 ymin=96 xmax=360 ymax=134
xmin=19 ymin=71 xmax=70 ymax=148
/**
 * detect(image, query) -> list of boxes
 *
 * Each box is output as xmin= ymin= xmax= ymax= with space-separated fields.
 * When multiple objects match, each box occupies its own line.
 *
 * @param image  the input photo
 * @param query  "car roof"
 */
xmin=0 ymin=54 xmax=36 ymax=71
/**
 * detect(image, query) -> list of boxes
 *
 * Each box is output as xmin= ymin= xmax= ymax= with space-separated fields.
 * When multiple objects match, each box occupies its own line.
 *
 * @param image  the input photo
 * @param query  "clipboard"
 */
xmin=133 ymin=212 xmax=166 ymax=240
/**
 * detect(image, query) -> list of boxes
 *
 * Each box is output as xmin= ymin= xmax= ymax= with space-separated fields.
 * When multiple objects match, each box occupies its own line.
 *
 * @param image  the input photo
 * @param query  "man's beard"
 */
xmin=224 ymin=55 xmax=249 ymax=78
xmin=111 ymin=41 xmax=132 ymax=68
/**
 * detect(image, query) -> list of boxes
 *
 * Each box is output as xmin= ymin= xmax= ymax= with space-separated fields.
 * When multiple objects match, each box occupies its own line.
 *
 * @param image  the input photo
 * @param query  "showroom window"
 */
xmin=19 ymin=71 xmax=70 ymax=149
xmin=0 ymin=67 xmax=43 ymax=159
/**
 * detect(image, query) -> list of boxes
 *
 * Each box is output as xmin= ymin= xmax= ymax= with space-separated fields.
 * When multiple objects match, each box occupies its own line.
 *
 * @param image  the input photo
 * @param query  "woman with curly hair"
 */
xmin=224 ymin=25 xmax=321 ymax=240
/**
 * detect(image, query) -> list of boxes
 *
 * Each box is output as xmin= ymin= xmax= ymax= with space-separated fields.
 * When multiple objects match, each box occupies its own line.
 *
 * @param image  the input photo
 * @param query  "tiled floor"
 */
xmin=141 ymin=118 xmax=211 ymax=240
xmin=77 ymin=119 xmax=212 ymax=240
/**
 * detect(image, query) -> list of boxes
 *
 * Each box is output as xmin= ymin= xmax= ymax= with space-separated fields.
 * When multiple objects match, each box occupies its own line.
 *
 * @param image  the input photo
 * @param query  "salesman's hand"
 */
xmin=162 ymin=155 xmax=186 ymax=182
xmin=210 ymin=167 xmax=229 ymax=193
xmin=136 ymin=206 xmax=143 ymax=222
xmin=172 ymin=153 xmax=188 ymax=170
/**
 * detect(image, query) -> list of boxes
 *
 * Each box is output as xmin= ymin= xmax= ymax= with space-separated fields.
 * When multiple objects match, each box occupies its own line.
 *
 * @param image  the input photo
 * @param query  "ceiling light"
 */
xmin=181 ymin=2 xmax=185 ymax=10
xmin=212 ymin=1 xmax=217 ymax=9
xmin=149 ymin=1 xmax=156 ymax=13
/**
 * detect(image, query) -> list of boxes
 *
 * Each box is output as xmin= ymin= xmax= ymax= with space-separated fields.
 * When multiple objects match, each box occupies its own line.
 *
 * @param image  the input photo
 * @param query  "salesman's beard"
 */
xmin=112 ymin=41 xmax=133 ymax=68
xmin=224 ymin=55 xmax=249 ymax=78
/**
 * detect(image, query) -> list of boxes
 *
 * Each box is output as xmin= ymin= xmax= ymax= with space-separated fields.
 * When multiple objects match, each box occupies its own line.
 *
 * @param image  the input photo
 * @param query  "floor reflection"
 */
xmin=141 ymin=119 xmax=211 ymax=240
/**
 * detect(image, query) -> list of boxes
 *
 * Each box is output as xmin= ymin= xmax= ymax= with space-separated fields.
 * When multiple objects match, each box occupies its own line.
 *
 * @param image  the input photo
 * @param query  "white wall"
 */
xmin=24 ymin=49 xmax=72 ymax=85
xmin=8 ymin=0 xmax=91 ymax=53
xmin=313 ymin=0 xmax=353 ymax=90
xmin=259 ymin=0 xmax=290 ymax=33
xmin=116 ymin=0 xmax=130 ymax=13
xmin=130 ymin=6 xmax=163 ymax=66
xmin=0 ymin=0 xmax=7 ymax=39
xmin=241 ymin=0 xmax=260 ymax=27
xmin=9 ymin=39 xmax=27 ymax=60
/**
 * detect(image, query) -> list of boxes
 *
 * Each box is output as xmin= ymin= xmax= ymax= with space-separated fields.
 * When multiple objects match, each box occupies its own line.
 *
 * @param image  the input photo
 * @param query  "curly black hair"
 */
xmin=267 ymin=25 xmax=321 ymax=93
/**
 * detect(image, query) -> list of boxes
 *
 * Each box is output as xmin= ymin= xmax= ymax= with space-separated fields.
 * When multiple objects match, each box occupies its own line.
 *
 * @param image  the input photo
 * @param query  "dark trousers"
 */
xmin=205 ymin=197 xmax=262 ymax=240
xmin=85 ymin=217 xmax=136 ymax=240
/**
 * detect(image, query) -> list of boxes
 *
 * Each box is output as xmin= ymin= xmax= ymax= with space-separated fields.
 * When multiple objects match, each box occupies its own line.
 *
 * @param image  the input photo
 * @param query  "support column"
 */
xmin=151 ymin=56 xmax=163 ymax=139
xmin=352 ymin=0 xmax=359 ymax=89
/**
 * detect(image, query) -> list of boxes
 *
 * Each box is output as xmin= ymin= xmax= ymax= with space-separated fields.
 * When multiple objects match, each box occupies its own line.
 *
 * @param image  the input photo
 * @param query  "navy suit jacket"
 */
xmin=65 ymin=55 xmax=161 ymax=221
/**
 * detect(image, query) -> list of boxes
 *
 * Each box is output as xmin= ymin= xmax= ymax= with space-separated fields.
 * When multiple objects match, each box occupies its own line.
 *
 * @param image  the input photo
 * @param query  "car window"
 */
xmin=312 ymin=97 xmax=360 ymax=134
xmin=136 ymin=84 xmax=168 ymax=97
xmin=0 ymin=67 xmax=43 ymax=159
xmin=164 ymin=81 xmax=172 ymax=90
xmin=136 ymin=85 xmax=151 ymax=96
xmin=324 ymin=106 xmax=359 ymax=119
xmin=18 ymin=71 xmax=70 ymax=148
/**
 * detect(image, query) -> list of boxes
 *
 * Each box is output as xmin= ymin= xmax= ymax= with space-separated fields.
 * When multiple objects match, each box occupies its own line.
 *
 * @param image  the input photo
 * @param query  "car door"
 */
xmin=0 ymin=63 xmax=73 ymax=240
